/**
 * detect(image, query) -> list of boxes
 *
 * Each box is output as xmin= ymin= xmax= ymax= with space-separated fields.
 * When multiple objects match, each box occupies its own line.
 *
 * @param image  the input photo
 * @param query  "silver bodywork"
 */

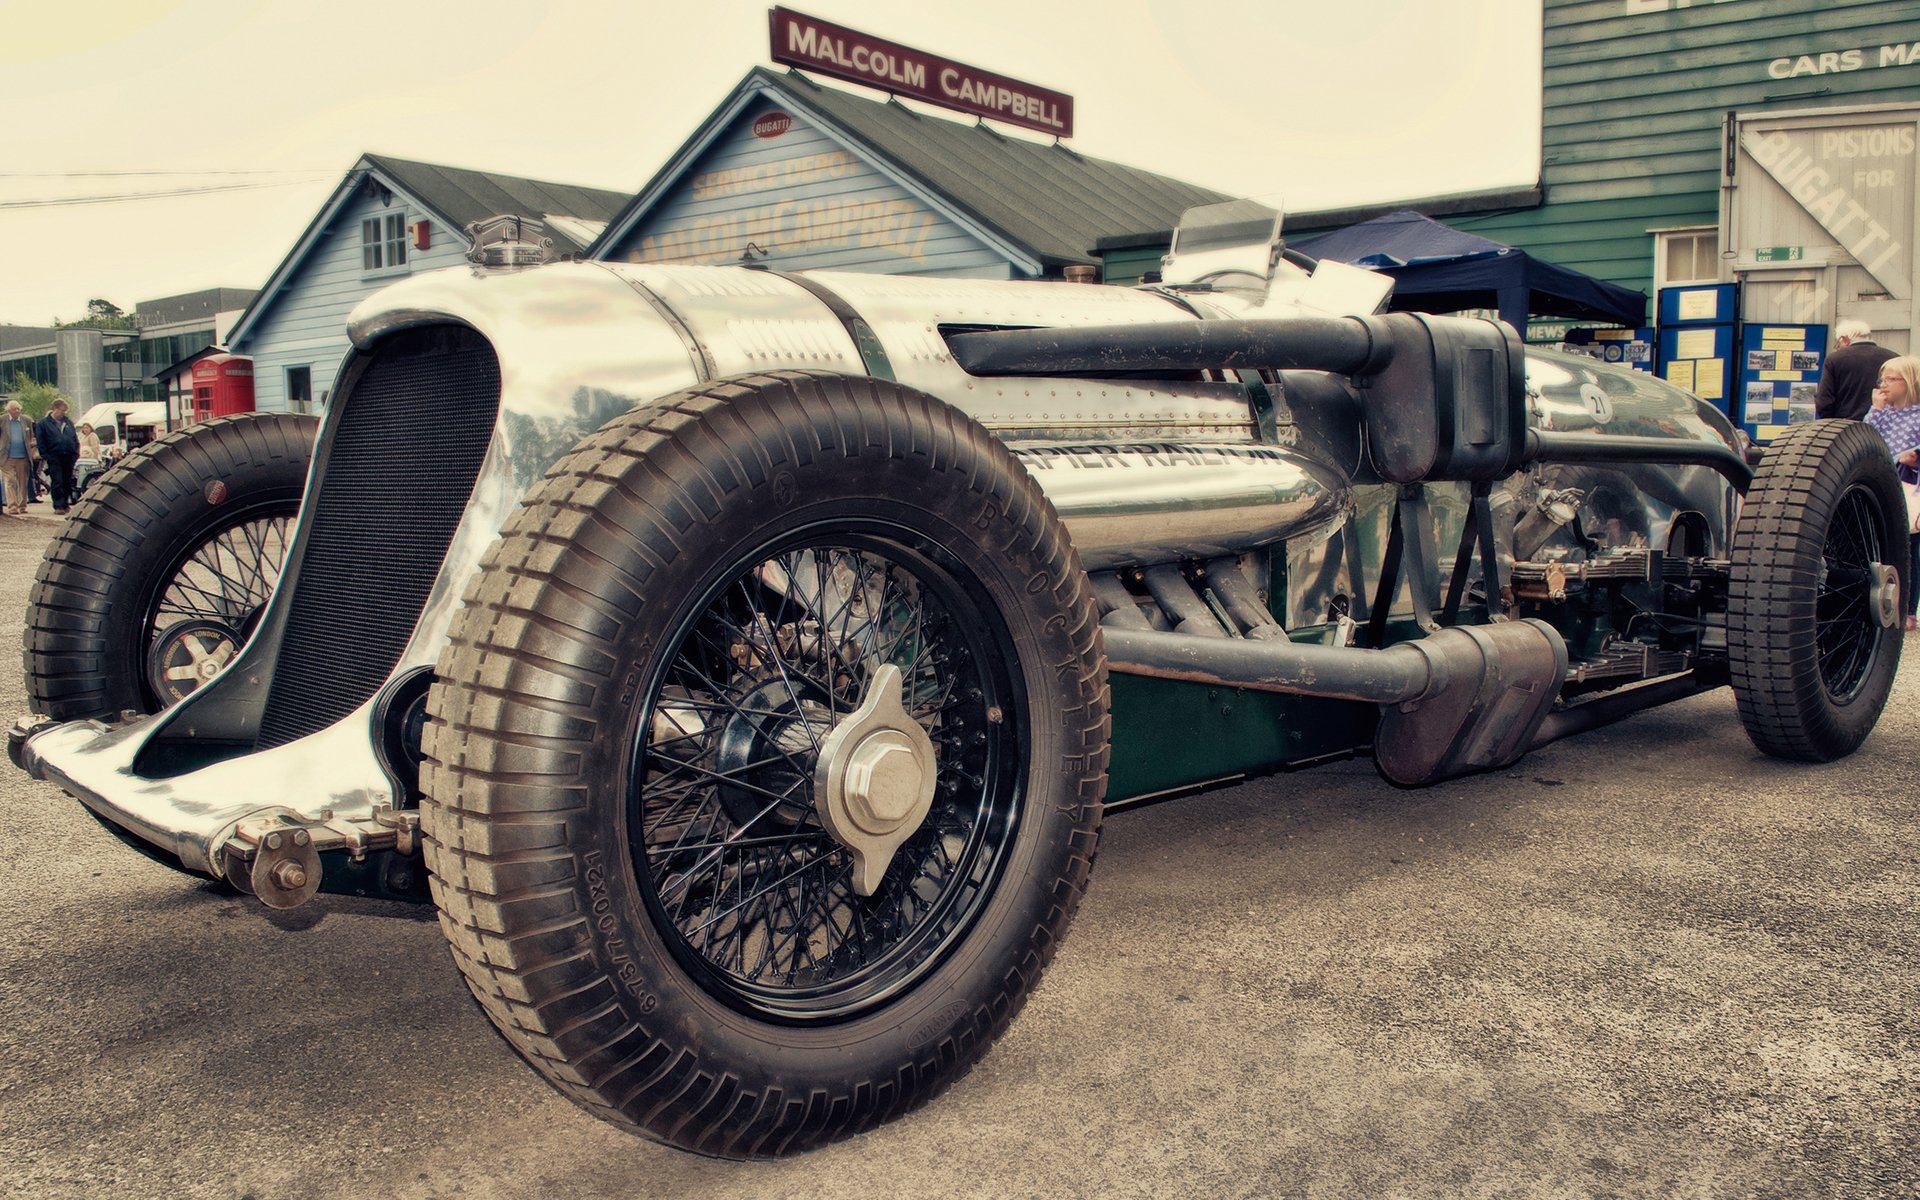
xmin=18 ymin=259 xmax=1743 ymax=878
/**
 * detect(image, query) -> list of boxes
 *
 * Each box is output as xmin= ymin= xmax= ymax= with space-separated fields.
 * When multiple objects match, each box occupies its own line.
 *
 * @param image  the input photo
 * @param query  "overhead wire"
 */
xmin=0 ymin=169 xmax=332 ymax=178
xmin=0 ymin=178 xmax=333 ymax=210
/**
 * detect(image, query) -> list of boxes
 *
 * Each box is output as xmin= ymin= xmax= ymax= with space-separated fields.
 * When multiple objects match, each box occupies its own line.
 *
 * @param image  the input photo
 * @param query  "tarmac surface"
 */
xmin=0 ymin=502 xmax=1916 ymax=1200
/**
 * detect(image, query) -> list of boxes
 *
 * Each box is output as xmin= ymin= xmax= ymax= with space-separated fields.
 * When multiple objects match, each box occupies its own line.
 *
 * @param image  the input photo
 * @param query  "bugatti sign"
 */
xmin=752 ymin=111 xmax=793 ymax=138
xmin=769 ymin=6 xmax=1074 ymax=138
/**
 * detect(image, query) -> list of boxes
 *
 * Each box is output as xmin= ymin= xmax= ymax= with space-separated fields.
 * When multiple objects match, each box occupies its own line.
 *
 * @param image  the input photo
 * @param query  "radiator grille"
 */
xmin=256 ymin=326 xmax=500 ymax=750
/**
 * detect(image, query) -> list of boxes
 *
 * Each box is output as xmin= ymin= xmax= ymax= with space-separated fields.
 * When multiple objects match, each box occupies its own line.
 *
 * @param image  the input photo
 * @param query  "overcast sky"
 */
xmin=0 ymin=0 xmax=1542 ymax=326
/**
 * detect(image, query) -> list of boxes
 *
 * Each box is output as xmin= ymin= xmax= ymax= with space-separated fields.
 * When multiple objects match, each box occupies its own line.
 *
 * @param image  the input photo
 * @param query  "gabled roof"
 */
xmin=227 ymin=153 xmax=630 ymax=351
xmin=152 ymin=344 xmax=222 ymax=385
xmin=361 ymin=154 xmax=628 ymax=256
xmin=589 ymin=67 xmax=1231 ymax=272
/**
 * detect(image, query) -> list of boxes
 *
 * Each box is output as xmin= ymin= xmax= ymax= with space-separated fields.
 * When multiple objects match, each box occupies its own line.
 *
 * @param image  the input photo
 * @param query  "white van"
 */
xmin=74 ymin=402 xmax=168 ymax=494
xmin=77 ymin=401 xmax=167 ymax=452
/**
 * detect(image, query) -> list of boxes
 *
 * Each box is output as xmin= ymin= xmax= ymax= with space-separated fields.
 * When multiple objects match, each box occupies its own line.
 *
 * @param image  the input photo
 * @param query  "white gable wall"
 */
xmin=604 ymin=100 xmax=1011 ymax=279
xmin=234 ymin=182 xmax=470 ymax=411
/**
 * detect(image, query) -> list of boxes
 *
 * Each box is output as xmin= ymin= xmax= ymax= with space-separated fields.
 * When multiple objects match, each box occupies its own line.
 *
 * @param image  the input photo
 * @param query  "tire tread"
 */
xmin=1726 ymin=419 xmax=1904 ymax=760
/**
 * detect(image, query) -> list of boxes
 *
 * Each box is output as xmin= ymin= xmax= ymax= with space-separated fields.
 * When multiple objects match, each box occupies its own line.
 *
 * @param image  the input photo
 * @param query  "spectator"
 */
xmin=34 ymin=398 xmax=80 ymax=515
xmin=1815 ymin=319 xmax=1897 ymax=420
xmin=1 ymin=400 xmax=39 ymax=515
xmin=1862 ymin=354 xmax=1920 ymax=631
xmin=78 ymin=422 xmax=102 ymax=461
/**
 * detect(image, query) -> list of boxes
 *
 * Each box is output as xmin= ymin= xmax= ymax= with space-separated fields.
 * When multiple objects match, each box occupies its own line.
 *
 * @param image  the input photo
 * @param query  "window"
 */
xmin=1654 ymin=227 xmax=1720 ymax=290
xmin=286 ymin=366 xmax=312 ymax=414
xmin=362 ymin=212 xmax=408 ymax=273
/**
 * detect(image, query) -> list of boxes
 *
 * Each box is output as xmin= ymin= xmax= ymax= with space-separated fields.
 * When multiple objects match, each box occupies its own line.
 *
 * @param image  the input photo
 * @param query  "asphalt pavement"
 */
xmin=1 ymin=504 xmax=1915 ymax=1200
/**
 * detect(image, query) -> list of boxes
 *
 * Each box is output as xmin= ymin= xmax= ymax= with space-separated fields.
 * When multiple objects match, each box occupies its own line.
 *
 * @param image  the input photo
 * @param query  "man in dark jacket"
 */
xmin=1815 ymin=319 xmax=1897 ymax=420
xmin=34 ymin=398 xmax=80 ymax=514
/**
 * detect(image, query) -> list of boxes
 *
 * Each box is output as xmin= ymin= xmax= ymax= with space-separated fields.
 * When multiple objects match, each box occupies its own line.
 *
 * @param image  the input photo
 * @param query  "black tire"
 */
xmin=1727 ymin=419 xmax=1906 ymax=761
xmin=420 ymin=371 xmax=1108 ymax=1157
xmin=24 ymin=412 xmax=315 ymax=721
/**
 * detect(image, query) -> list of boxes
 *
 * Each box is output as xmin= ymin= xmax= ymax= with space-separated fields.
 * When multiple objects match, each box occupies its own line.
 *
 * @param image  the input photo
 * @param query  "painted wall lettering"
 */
xmin=1743 ymin=128 xmax=1912 ymax=298
xmin=1624 ymin=0 xmax=1740 ymax=12
xmin=639 ymin=196 xmax=939 ymax=265
xmin=689 ymin=149 xmax=861 ymax=201
xmin=1820 ymin=127 xmax=1917 ymax=160
xmin=1768 ymin=42 xmax=1920 ymax=79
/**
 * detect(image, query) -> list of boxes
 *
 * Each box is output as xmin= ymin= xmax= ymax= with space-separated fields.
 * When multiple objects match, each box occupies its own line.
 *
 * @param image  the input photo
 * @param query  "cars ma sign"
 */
xmin=769 ymin=6 xmax=1074 ymax=138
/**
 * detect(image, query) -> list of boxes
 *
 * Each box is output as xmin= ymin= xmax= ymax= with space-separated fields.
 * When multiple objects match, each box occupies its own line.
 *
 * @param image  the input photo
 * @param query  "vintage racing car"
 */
xmin=12 ymin=207 xmax=1908 ymax=1157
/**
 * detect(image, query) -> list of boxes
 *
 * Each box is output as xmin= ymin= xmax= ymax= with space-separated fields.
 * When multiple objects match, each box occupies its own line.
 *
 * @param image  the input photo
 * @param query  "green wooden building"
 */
xmin=1459 ymin=0 xmax=1917 ymax=348
xmin=1107 ymin=0 xmax=1918 ymax=355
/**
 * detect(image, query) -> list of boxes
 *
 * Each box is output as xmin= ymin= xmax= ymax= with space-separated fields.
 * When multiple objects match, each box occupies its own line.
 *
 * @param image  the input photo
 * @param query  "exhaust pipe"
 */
xmin=1103 ymin=619 xmax=1569 ymax=786
xmin=948 ymin=315 xmax=1393 ymax=377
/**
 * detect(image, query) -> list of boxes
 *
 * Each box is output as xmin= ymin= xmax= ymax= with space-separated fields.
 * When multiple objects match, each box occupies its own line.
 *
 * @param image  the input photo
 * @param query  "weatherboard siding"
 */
xmin=1100 ymin=245 xmax=1168 ymax=286
xmin=604 ymin=100 xmax=1009 ymax=278
xmin=238 ymin=185 xmax=469 ymax=411
xmin=1457 ymin=0 xmax=1919 ymax=306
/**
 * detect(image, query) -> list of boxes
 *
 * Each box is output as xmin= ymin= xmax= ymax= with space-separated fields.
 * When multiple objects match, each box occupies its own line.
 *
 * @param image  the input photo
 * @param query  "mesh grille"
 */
xmin=256 ymin=326 xmax=500 ymax=750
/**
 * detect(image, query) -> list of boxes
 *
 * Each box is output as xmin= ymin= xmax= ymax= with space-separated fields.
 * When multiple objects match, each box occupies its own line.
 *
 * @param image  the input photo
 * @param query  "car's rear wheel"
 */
xmin=420 ymin=371 xmax=1108 ymax=1157
xmin=1727 ymin=419 xmax=1905 ymax=760
xmin=24 ymin=413 xmax=314 ymax=721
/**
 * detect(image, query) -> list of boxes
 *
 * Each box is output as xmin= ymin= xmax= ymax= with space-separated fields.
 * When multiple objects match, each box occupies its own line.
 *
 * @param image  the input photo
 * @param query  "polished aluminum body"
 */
xmin=18 ymin=259 xmax=1744 ymax=877
xmin=1010 ymin=441 xmax=1350 ymax=569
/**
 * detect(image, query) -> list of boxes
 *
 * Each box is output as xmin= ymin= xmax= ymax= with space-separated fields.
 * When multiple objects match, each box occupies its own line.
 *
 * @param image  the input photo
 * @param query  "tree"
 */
xmin=6 ymin=372 xmax=68 ymax=420
xmin=58 ymin=299 xmax=135 ymax=332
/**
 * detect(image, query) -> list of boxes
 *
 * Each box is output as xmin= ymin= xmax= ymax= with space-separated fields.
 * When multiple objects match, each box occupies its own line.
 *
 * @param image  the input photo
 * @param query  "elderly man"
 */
xmin=2 ymin=400 xmax=39 ymax=515
xmin=1815 ymin=319 xmax=1897 ymax=420
xmin=34 ymin=397 xmax=80 ymax=514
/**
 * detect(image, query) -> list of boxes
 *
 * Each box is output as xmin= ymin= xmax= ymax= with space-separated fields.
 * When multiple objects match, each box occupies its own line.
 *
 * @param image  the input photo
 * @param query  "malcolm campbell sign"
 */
xmin=769 ymin=7 xmax=1075 ymax=138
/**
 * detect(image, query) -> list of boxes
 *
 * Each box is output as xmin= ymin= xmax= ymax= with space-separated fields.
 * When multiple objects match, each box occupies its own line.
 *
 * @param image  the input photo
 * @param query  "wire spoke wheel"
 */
xmin=1811 ymin=486 xmax=1882 ymax=699
xmin=631 ymin=535 xmax=1019 ymax=1020
xmin=25 ymin=413 xmax=315 ymax=722
xmin=1728 ymin=419 xmax=1905 ymax=761
xmin=422 ymin=372 xmax=1107 ymax=1157
xmin=143 ymin=512 xmax=294 ymax=705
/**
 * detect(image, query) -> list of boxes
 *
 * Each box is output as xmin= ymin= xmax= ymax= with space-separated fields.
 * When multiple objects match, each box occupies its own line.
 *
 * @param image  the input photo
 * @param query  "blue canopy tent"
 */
xmin=1290 ymin=210 xmax=1647 ymax=338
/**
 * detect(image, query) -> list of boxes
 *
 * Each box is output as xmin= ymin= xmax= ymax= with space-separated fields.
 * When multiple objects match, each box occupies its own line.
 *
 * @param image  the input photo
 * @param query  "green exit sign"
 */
xmin=1754 ymin=245 xmax=1805 ymax=262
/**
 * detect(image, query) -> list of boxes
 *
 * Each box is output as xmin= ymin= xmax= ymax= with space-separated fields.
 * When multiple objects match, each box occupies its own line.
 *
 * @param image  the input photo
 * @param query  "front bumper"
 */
xmin=13 ymin=704 xmax=397 ymax=879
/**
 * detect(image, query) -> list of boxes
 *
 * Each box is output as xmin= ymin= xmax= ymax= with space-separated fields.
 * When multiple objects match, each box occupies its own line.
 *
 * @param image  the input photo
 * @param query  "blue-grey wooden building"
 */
xmin=226 ymin=155 xmax=629 ymax=411
xmin=589 ymin=67 xmax=1229 ymax=280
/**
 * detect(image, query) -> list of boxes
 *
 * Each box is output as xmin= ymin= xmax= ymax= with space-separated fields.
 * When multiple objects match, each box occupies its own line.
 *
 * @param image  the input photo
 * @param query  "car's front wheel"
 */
xmin=420 ymin=371 xmax=1109 ymax=1157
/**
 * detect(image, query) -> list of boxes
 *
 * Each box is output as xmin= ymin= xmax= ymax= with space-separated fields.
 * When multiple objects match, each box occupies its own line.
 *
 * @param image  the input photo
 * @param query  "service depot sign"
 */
xmin=770 ymin=6 xmax=1074 ymax=138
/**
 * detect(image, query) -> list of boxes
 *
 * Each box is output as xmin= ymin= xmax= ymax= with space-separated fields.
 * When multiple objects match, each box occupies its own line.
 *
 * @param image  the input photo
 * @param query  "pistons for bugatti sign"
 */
xmin=769 ymin=6 xmax=1074 ymax=138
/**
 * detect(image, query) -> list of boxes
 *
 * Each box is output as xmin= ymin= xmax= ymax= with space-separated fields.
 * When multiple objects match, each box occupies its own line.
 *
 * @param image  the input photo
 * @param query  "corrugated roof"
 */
xmin=592 ymin=67 xmax=1232 ymax=269
xmin=361 ymin=153 xmax=630 ymax=255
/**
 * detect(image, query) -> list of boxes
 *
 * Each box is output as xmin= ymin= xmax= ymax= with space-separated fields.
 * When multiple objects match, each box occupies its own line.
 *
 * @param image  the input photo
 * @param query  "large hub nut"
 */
xmin=1869 ymin=562 xmax=1899 ymax=630
xmin=814 ymin=665 xmax=937 ymax=896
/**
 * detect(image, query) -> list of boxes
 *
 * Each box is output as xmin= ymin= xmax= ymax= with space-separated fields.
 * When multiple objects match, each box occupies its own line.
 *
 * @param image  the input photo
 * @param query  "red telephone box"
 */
xmin=191 ymin=354 xmax=256 ymax=422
